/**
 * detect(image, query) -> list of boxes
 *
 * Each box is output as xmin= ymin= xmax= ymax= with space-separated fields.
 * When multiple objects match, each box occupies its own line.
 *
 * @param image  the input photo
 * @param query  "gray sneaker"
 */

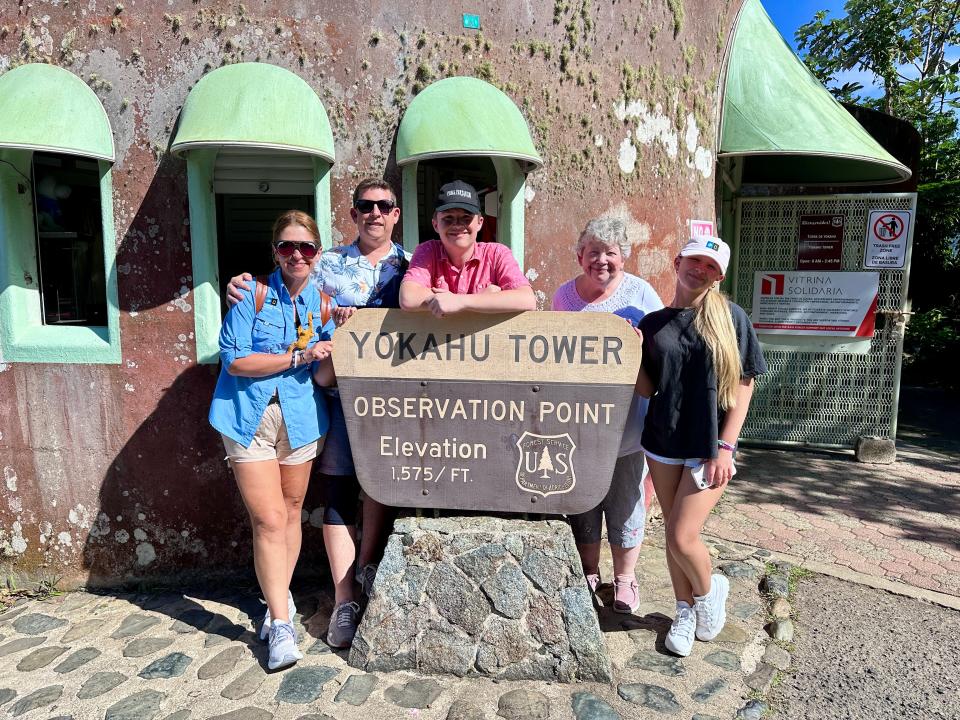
xmin=326 ymin=601 xmax=360 ymax=649
xmin=356 ymin=563 xmax=378 ymax=598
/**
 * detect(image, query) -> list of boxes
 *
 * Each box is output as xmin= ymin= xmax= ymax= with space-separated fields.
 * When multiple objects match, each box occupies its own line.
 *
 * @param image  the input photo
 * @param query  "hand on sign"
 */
xmin=226 ymin=272 xmax=254 ymax=306
xmin=305 ymin=340 xmax=333 ymax=362
xmin=631 ymin=323 xmax=643 ymax=344
xmin=426 ymin=288 xmax=466 ymax=318
xmin=333 ymin=306 xmax=356 ymax=327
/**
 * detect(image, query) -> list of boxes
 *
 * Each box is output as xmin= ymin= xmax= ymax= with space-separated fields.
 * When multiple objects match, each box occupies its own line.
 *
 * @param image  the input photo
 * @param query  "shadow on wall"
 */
xmin=115 ymin=154 xmax=196 ymax=314
xmin=81 ymin=365 xmax=242 ymax=585
xmin=81 ymin=365 xmax=334 ymax=587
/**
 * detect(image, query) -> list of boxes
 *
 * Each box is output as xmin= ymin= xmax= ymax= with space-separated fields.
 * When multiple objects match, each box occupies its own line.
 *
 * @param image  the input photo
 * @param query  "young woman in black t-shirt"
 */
xmin=636 ymin=236 xmax=766 ymax=657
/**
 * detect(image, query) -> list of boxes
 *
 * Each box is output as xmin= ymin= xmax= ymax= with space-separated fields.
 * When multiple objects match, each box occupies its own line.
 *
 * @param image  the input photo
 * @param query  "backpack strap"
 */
xmin=256 ymin=274 xmax=332 ymax=329
xmin=254 ymin=275 xmax=270 ymax=314
xmin=319 ymin=291 xmax=332 ymax=328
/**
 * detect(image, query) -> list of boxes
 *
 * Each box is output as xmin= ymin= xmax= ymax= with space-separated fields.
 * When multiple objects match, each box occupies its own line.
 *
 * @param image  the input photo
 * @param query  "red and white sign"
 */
xmin=689 ymin=219 xmax=715 ymax=238
xmin=864 ymin=210 xmax=910 ymax=269
xmin=752 ymin=271 xmax=880 ymax=338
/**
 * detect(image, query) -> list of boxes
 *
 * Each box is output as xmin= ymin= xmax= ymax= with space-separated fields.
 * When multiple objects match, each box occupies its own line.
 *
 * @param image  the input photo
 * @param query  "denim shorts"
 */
xmin=316 ymin=390 xmax=355 ymax=475
xmin=567 ymin=451 xmax=646 ymax=548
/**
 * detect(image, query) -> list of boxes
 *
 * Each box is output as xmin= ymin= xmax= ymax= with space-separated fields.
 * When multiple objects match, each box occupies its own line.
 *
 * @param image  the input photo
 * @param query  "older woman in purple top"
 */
xmin=552 ymin=215 xmax=664 ymax=614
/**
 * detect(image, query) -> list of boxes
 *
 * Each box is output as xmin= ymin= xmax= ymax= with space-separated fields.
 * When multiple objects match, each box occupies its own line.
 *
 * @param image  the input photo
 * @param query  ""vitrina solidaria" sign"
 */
xmin=333 ymin=310 xmax=641 ymax=514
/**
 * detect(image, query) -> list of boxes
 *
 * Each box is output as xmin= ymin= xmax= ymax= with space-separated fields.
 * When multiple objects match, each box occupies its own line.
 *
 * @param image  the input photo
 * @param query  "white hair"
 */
xmin=576 ymin=215 xmax=632 ymax=258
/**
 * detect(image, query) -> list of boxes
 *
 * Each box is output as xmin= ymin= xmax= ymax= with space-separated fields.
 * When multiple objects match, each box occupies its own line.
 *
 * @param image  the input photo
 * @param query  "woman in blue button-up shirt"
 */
xmin=209 ymin=210 xmax=335 ymax=670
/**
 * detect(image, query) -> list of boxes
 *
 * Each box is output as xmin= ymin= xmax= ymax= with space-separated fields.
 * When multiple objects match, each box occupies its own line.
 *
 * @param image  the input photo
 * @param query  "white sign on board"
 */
xmin=752 ymin=271 xmax=880 ymax=338
xmin=864 ymin=210 xmax=910 ymax=269
xmin=688 ymin=219 xmax=715 ymax=238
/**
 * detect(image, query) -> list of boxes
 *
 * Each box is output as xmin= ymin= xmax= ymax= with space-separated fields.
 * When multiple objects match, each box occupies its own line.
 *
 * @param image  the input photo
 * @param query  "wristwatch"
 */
xmin=291 ymin=349 xmax=303 ymax=368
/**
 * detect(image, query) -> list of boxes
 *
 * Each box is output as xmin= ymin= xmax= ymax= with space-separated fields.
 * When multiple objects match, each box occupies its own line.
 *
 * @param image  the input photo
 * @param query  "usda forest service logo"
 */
xmin=515 ymin=431 xmax=577 ymax=497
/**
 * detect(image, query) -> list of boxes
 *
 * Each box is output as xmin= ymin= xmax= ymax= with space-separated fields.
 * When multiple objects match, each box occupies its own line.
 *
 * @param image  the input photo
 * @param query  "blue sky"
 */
xmin=767 ymin=1 xmax=883 ymax=97
xmin=767 ymin=1 xmax=848 ymax=51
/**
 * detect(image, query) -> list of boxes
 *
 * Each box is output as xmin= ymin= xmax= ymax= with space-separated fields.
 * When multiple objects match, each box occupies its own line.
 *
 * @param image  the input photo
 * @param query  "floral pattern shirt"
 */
xmin=311 ymin=239 xmax=409 ymax=308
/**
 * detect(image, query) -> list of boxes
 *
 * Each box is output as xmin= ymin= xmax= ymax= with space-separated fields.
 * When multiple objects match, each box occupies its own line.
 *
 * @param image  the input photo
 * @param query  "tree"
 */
xmin=537 ymin=447 xmax=555 ymax=479
xmin=796 ymin=1 xmax=960 ymax=387
xmin=797 ymin=0 xmax=960 ymax=176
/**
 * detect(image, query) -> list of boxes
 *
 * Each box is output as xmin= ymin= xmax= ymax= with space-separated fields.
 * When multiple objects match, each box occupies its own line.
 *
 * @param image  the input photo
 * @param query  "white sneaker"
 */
xmin=664 ymin=601 xmax=696 ymax=657
xmin=694 ymin=573 xmax=729 ymax=641
xmin=260 ymin=590 xmax=297 ymax=641
xmin=267 ymin=620 xmax=300 ymax=671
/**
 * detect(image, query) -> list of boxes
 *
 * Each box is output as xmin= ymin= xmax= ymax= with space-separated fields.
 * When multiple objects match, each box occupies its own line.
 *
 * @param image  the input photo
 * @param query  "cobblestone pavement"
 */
xmin=0 ymin=529 xmax=779 ymax=720
xmin=705 ymin=440 xmax=960 ymax=601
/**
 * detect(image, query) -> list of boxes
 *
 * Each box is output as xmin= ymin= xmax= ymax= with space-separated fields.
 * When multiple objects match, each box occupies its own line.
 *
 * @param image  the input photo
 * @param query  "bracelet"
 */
xmin=291 ymin=350 xmax=303 ymax=368
xmin=717 ymin=439 xmax=737 ymax=452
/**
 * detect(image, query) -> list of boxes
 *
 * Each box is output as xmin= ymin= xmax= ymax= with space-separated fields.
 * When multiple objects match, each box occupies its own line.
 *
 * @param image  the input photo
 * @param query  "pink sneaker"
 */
xmin=613 ymin=575 xmax=640 ymax=614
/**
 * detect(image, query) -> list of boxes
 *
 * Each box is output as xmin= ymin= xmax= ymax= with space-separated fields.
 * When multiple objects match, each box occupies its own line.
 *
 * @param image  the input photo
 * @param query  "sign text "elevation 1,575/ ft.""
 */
xmin=332 ymin=310 xmax=641 ymax=514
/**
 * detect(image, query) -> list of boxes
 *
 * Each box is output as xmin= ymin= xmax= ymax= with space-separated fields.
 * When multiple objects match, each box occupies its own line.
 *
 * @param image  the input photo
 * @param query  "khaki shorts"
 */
xmin=221 ymin=402 xmax=322 ymax=465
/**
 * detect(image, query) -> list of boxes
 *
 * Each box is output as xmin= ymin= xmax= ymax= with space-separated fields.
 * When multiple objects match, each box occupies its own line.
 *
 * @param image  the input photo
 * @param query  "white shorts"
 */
xmin=642 ymin=447 xmax=736 ymax=490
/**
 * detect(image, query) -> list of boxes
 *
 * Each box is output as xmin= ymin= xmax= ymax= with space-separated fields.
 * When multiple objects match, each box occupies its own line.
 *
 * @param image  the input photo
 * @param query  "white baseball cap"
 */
xmin=679 ymin=236 xmax=730 ymax=275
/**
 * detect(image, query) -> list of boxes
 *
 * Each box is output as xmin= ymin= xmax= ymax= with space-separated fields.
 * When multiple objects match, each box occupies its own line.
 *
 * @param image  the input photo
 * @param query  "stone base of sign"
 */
xmin=855 ymin=435 xmax=897 ymax=464
xmin=348 ymin=514 xmax=612 ymax=683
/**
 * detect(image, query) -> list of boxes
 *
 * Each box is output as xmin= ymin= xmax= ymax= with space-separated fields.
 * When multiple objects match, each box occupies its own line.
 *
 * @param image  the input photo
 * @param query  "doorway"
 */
xmin=415 ymin=156 xmax=499 ymax=244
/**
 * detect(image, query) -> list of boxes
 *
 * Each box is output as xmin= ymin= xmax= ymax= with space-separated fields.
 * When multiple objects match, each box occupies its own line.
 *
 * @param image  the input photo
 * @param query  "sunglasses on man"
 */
xmin=353 ymin=198 xmax=397 ymax=214
xmin=274 ymin=240 xmax=319 ymax=259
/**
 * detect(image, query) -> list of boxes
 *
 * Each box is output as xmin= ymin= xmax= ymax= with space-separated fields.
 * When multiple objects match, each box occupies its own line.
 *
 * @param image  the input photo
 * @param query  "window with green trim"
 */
xmin=0 ymin=149 xmax=121 ymax=364
xmin=32 ymin=152 xmax=108 ymax=327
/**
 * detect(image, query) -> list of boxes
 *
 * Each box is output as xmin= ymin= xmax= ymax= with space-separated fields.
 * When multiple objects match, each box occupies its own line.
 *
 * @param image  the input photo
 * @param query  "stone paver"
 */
xmin=9 ymin=684 xmax=62 ymax=717
xmin=276 ymin=666 xmax=339 ymax=704
xmin=706 ymin=445 xmax=960 ymax=599
xmin=0 ymin=506 xmax=832 ymax=720
xmin=16 ymin=645 xmax=67 ymax=670
xmin=53 ymin=646 xmax=101 ymax=673
xmin=138 ymin=652 xmax=193 ymax=679
xmin=104 ymin=690 xmax=166 ymax=720
xmin=77 ymin=671 xmax=128 ymax=699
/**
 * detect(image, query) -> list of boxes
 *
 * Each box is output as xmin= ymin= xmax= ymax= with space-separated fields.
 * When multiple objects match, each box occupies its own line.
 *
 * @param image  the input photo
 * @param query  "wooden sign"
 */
xmin=332 ymin=310 xmax=641 ymax=514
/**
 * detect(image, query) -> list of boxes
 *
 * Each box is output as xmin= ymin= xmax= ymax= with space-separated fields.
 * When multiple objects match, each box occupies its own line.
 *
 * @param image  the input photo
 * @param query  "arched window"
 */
xmin=0 ymin=64 xmax=120 ymax=363
xmin=396 ymin=77 xmax=542 ymax=269
xmin=170 ymin=62 xmax=335 ymax=364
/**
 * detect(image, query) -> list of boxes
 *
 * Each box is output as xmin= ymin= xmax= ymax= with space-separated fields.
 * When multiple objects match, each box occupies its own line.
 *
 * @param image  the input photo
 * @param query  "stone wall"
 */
xmin=349 ymin=515 xmax=612 ymax=682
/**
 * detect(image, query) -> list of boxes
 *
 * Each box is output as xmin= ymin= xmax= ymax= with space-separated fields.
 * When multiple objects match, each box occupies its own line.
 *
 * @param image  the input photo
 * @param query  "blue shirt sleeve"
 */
xmin=219 ymin=288 xmax=256 ymax=367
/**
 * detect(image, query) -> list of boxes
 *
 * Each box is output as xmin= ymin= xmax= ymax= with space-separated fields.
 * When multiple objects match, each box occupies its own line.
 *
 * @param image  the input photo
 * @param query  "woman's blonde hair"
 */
xmin=694 ymin=288 xmax=742 ymax=410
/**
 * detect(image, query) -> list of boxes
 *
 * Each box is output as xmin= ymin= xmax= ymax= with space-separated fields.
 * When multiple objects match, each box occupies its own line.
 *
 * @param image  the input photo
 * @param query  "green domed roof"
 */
xmin=171 ymin=63 xmax=334 ymax=162
xmin=0 ymin=64 xmax=114 ymax=162
xmin=397 ymin=77 xmax=542 ymax=171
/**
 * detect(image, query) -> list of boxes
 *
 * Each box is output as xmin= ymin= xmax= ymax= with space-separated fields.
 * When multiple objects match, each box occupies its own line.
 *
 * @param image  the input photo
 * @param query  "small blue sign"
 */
xmin=462 ymin=13 xmax=481 ymax=30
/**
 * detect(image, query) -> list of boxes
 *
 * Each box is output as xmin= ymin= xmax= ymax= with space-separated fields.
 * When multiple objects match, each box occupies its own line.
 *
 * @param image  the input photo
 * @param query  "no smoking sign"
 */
xmin=864 ymin=209 xmax=911 ymax=269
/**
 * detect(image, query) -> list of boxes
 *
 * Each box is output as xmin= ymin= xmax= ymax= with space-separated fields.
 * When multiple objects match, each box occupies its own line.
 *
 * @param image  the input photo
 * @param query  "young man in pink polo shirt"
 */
xmin=399 ymin=180 xmax=536 ymax=316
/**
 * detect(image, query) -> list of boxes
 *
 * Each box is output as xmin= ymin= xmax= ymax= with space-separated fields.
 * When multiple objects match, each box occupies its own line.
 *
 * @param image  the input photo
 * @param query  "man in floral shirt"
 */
xmin=314 ymin=178 xmax=409 ymax=321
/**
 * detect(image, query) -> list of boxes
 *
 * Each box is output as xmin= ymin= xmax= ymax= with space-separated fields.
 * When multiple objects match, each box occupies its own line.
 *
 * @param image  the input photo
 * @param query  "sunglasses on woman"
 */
xmin=353 ymin=198 xmax=396 ymax=214
xmin=274 ymin=240 xmax=319 ymax=259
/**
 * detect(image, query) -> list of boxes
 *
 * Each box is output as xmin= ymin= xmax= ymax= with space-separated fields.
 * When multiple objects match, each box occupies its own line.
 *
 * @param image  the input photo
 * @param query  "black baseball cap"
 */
xmin=435 ymin=180 xmax=481 ymax=214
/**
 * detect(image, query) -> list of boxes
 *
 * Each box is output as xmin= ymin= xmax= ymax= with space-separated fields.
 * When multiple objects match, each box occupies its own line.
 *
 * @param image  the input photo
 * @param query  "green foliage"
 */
xmin=796 ymin=1 xmax=960 ymax=163
xmin=904 ymin=307 xmax=960 ymax=388
xmin=797 ymin=2 xmax=960 ymax=387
